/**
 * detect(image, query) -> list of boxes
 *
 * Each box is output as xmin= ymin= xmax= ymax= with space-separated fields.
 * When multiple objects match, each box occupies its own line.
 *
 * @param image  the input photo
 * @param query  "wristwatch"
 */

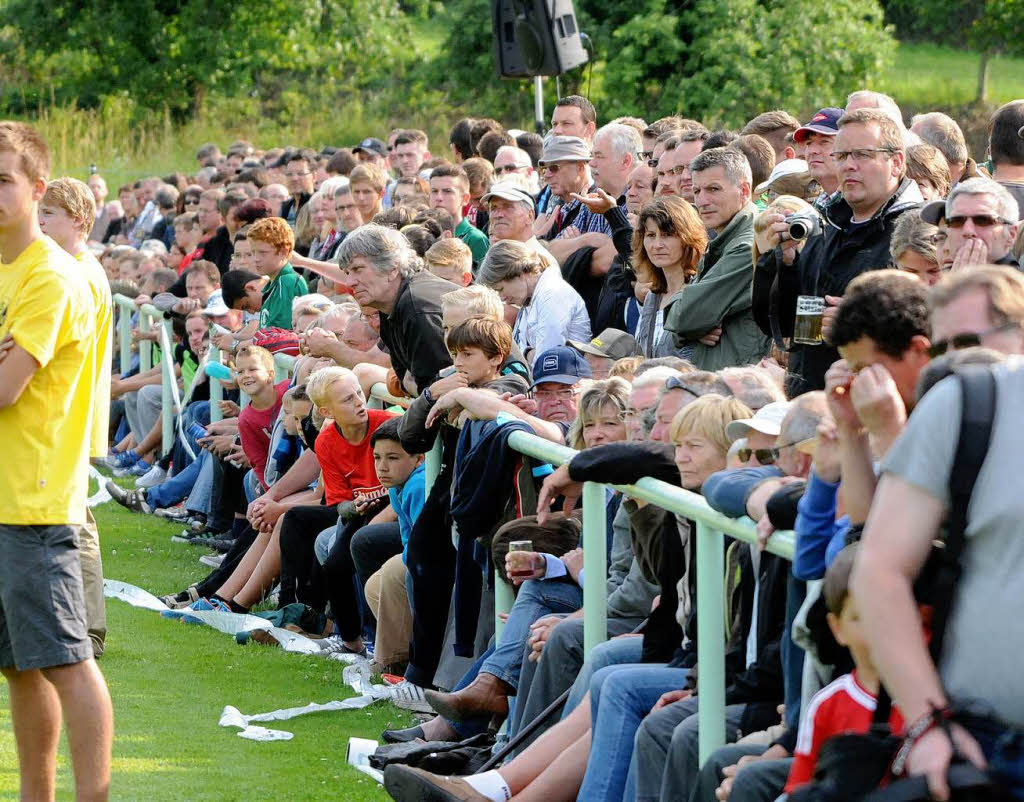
xmin=422 ymin=386 xmax=435 ymax=405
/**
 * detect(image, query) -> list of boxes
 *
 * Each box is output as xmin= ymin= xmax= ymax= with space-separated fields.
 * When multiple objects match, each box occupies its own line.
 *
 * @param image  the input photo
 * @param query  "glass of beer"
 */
xmin=507 ymin=540 xmax=535 ymax=580
xmin=794 ymin=296 xmax=825 ymax=345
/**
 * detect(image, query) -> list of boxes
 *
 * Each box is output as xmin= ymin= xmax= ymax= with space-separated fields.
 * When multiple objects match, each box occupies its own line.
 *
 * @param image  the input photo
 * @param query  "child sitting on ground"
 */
xmin=364 ymin=418 xmax=426 ymax=674
xmin=784 ymin=543 xmax=905 ymax=793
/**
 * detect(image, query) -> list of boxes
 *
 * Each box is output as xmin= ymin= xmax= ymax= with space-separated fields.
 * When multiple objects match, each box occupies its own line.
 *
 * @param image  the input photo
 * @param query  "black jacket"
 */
xmin=201 ymin=226 xmax=235 ymax=275
xmin=379 ymin=272 xmax=460 ymax=394
xmin=280 ymin=192 xmax=312 ymax=224
xmin=754 ymin=178 xmax=923 ymax=396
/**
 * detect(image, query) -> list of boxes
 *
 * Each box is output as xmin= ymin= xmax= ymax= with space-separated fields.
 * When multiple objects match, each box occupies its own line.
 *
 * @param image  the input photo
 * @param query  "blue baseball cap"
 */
xmin=793 ymin=108 xmax=844 ymax=143
xmin=530 ymin=346 xmax=592 ymax=389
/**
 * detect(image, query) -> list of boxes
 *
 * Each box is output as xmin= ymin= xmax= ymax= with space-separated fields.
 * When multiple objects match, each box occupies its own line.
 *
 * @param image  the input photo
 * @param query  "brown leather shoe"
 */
xmin=423 ymin=672 xmax=512 ymax=722
xmin=383 ymin=764 xmax=489 ymax=801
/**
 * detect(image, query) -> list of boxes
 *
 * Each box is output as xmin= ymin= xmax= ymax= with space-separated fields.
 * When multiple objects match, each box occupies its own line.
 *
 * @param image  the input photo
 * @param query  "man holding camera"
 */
xmin=756 ymin=108 xmax=923 ymax=396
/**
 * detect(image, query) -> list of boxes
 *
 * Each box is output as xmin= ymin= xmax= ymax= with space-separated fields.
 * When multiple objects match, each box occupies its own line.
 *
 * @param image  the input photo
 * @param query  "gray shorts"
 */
xmin=0 ymin=524 xmax=93 ymax=671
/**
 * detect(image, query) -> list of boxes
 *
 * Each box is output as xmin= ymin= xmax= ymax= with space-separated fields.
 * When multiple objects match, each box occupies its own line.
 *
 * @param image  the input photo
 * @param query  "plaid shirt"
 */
xmin=549 ymin=184 xmax=613 ymax=240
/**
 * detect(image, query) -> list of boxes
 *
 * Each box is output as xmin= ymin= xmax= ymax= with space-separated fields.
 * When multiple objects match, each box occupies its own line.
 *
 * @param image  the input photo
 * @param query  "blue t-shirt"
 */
xmin=390 ymin=462 xmax=426 ymax=563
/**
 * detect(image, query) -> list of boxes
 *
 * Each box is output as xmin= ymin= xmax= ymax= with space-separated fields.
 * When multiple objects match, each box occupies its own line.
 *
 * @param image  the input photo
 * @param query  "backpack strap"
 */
xmin=929 ymin=367 xmax=997 ymax=661
xmin=873 ymin=366 xmax=997 ymax=727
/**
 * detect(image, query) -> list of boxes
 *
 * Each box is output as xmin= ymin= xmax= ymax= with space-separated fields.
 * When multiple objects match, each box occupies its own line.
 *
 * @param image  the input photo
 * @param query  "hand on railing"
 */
xmin=132 ymin=328 xmax=159 ymax=343
xmin=133 ymin=294 xmax=152 ymax=308
xmin=536 ymin=464 xmax=583 ymax=526
xmin=212 ymin=331 xmax=235 ymax=352
xmin=173 ymin=298 xmax=204 ymax=315
xmin=218 ymin=400 xmax=241 ymax=418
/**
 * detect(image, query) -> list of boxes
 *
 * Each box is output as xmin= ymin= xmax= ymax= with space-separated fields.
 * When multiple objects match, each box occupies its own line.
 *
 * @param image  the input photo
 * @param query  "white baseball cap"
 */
xmin=725 ymin=401 xmax=792 ymax=443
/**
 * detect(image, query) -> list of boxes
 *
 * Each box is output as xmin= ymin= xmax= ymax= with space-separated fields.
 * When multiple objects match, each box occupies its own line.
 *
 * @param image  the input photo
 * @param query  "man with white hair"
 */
xmin=336 ymin=223 xmax=457 ymax=394
xmin=846 ymin=90 xmax=921 ymax=146
xmin=590 ymin=123 xmax=642 ymax=200
xmin=910 ymin=111 xmax=976 ymax=185
xmin=923 ymin=176 xmax=1020 ymax=268
xmin=493 ymin=146 xmax=539 ymax=194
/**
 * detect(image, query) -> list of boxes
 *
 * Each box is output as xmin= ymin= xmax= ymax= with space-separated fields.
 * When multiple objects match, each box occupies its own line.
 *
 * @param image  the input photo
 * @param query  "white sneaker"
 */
xmin=391 ymin=681 xmax=433 ymax=713
xmin=199 ymin=553 xmax=224 ymax=568
xmin=135 ymin=464 xmax=168 ymax=488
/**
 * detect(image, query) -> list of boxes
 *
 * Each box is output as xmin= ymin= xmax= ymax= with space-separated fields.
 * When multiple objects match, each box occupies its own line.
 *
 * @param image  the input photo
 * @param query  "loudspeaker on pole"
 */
xmin=492 ymin=0 xmax=589 ymax=78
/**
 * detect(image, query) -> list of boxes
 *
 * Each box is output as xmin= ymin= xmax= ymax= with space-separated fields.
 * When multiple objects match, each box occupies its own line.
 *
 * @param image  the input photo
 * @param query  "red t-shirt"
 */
xmin=785 ymin=671 xmax=904 ymax=792
xmin=315 ymin=408 xmax=398 ymax=505
xmin=238 ymin=381 xmax=289 ymax=489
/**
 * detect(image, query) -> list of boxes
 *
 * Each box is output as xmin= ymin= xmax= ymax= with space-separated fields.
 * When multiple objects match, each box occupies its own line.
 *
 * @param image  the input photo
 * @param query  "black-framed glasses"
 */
xmin=832 ymin=147 xmax=897 ymax=164
xmin=946 ymin=214 xmax=1013 ymax=229
xmin=640 ymin=151 xmax=654 ymax=160
xmin=928 ymin=323 xmax=1019 ymax=358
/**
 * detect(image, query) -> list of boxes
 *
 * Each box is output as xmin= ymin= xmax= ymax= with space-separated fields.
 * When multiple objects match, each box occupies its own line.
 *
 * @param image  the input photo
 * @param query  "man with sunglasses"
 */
xmin=928 ymin=267 xmax=1024 ymax=359
xmin=935 ymin=176 xmax=1019 ymax=269
xmin=757 ymin=108 xmax=923 ymax=397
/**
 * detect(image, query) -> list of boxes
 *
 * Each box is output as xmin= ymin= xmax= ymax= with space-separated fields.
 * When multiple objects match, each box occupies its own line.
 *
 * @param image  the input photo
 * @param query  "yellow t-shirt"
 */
xmin=76 ymin=250 xmax=112 ymax=459
xmin=0 ymin=237 xmax=97 ymax=524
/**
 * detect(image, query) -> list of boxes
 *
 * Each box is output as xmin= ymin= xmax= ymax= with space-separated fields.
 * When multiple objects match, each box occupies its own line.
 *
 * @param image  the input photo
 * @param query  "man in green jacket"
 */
xmin=664 ymin=147 xmax=771 ymax=371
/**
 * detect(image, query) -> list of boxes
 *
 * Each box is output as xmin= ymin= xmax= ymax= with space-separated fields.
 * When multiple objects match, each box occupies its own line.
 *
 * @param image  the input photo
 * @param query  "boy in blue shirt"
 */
xmin=365 ymin=418 xmax=425 ymax=672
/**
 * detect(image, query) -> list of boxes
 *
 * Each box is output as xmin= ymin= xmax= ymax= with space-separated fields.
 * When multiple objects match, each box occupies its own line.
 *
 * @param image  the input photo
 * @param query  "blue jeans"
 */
xmin=147 ymin=451 xmax=206 ymax=510
xmin=963 ymin=714 xmax=1024 ymax=799
xmin=576 ymin=664 xmax=688 ymax=802
xmin=185 ymin=453 xmax=215 ymax=514
xmin=563 ymin=635 xmax=645 ymax=716
xmin=171 ymin=401 xmax=210 ymax=474
xmin=480 ymin=578 xmax=583 ymax=691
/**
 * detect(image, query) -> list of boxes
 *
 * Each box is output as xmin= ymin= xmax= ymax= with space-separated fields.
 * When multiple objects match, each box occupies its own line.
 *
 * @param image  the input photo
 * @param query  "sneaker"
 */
xmin=176 ymin=597 xmax=232 ymax=625
xmin=390 ymin=681 xmax=434 ymax=713
xmin=104 ymin=449 xmax=136 ymax=469
xmin=187 ymin=529 xmax=228 ymax=547
xmin=188 ymin=515 xmax=209 ymax=533
xmin=126 ymin=459 xmax=152 ymax=478
xmin=206 ymin=536 xmax=235 ymax=553
xmin=155 ymin=505 xmax=191 ymax=521
xmin=159 ymin=586 xmax=200 ymax=609
xmin=135 ymin=464 xmax=167 ymax=488
xmin=105 ymin=481 xmax=152 ymax=514
xmin=316 ymin=635 xmax=368 ymax=659
xmin=199 ymin=553 xmax=224 ymax=568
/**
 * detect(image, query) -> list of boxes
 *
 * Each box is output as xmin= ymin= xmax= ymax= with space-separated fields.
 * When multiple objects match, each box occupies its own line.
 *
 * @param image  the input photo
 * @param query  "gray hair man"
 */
xmin=664 ymin=147 xmax=770 ymax=370
xmin=932 ymin=176 xmax=1020 ymax=268
xmin=910 ymin=112 xmax=973 ymax=184
xmin=337 ymin=223 xmax=457 ymax=394
xmin=589 ymin=123 xmax=642 ymax=199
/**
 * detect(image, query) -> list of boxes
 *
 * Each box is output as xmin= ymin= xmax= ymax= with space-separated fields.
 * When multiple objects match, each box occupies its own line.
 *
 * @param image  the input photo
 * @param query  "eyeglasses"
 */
xmin=832 ymin=147 xmax=897 ymax=164
xmin=946 ymin=214 xmax=1013 ymax=229
xmin=640 ymin=151 xmax=654 ymax=161
xmin=927 ymin=323 xmax=1019 ymax=358
xmin=184 ymin=198 xmax=200 ymax=206
xmin=534 ymin=388 xmax=575 ymax=400
xmin=540 ymin=164 xmax=564 ymax=175
xmin=285 ymin=171 xmax=311 ymax=179
xmin=495 ymin=165 xmax=525 ymax=175
xmin=736 ymin=438 xmax=806 ymax=466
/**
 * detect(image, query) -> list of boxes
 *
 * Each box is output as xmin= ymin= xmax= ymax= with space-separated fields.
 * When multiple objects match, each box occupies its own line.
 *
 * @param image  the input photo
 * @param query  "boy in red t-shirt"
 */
xmin=307 ymin=365 xmax=398 ymax=655
xmin=785 ymin=544 xmax=904 ymax=793
xmin=235 ymin=345 xmax=289 ymax=493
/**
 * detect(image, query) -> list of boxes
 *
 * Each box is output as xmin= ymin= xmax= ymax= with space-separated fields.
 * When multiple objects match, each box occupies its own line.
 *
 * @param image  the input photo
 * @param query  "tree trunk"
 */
xmin=976 ymin=50 xmax=991 ymax=103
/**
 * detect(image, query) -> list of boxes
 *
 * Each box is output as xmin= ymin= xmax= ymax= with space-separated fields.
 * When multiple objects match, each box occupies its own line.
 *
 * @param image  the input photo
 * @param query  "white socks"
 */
xmin=463 ymin=770 xmax=512 ymax=801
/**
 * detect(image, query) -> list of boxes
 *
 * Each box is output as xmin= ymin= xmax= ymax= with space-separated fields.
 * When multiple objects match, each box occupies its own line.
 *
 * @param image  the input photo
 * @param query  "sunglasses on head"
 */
xmin=927 ymin=323 xmax=1018 ymax=358
xmin=946 ymin=214 xmax=1012 ymax=229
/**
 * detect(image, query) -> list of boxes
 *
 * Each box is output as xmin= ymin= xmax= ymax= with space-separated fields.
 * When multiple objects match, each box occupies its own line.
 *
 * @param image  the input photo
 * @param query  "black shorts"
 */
xmin=0 ymin=524 xmax=92 ymax=670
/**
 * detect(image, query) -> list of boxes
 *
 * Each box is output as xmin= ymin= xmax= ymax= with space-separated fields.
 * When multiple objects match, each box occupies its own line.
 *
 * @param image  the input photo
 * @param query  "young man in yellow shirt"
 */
xmin=0 ymin=122 xmax=113 ymax=801
xmin=38 ymin=176 xmax=113 ymax=658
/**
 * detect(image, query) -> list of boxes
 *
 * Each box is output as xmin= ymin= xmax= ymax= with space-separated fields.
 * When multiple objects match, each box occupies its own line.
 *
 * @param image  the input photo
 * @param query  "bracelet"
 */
xmin=891 ymin=705 xmax=954 ymax=777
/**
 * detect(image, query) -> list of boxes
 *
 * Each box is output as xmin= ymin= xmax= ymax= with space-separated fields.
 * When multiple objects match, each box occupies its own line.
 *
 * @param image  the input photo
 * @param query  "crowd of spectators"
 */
xmin=15 ymin=91 xmax=1024 ymax=801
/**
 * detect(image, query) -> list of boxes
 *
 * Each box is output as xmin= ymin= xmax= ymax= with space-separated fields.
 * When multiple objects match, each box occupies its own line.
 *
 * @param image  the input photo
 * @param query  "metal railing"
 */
xmin=108 ymin=301 xmax=794 ymax=764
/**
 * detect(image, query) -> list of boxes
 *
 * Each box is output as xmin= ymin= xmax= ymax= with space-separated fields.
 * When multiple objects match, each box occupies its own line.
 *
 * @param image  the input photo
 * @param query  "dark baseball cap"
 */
xmin=919 ymin=199 xmax=947 ymax=225
xmin=353 ymin=137 xmax=388 ymax=158
xmin=567 ymin=328 xmax=639 ymax=360
xmin=529 ymin=346 xmax=592 ymax=388
xmin=793 ymin=108 xmax=844 ymax=143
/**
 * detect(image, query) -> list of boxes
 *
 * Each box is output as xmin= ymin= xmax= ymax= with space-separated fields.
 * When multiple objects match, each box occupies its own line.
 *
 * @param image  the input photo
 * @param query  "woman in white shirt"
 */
xmin=477 ymin=240 xmax=592 ymax=362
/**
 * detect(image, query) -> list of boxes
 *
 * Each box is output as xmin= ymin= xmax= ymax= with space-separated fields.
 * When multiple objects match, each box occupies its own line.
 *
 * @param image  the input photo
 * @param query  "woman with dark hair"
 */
xmin=632 ymin=197 xmax=708 ymax=358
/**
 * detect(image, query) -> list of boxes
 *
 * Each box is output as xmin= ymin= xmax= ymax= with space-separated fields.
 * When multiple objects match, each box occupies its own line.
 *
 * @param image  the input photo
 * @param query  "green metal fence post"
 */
xmin=424 ymin=437 xmax=441 ymax=496
xmin=696 ymin=521 xmax=727 ymax=765
xmin=208 ymin=345 xmax=223 ymax=423
xmin=117 ymin=301 xmax=131 ymax=372
xmin=138 ymin=310 xmax=152 ymax=372
xmin=494 ymin=570 xmax=515 ymax=643
xmin=159 ymin=319 xmax=174 ymax=455
xmin=582 ymin=481 xmax=607 ymax=657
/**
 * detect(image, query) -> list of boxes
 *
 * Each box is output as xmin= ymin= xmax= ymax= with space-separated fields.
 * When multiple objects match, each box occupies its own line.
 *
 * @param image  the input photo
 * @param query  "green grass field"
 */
xmin=0 ymin=480 xmax=414 ymax=801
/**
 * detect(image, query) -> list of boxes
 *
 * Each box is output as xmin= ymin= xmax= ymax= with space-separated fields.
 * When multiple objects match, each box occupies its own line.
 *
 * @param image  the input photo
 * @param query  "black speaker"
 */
xmin=492 ymin=0 xmax=589 ymax=78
